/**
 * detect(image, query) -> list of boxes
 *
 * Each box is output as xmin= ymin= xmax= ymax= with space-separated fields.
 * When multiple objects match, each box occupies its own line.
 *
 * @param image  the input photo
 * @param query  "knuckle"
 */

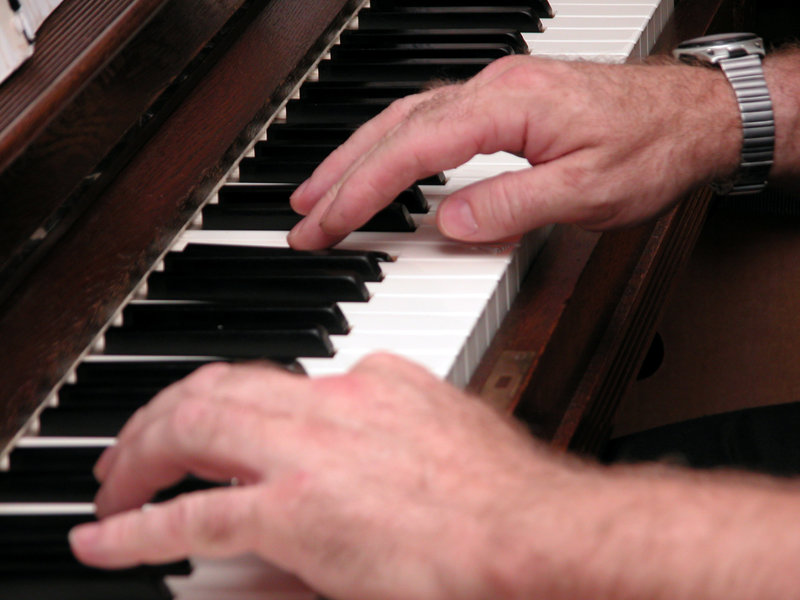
xmin=384 ymin=93 xmax=422 ymax=122
xmin=167 ymin=397 xmax=216 ymax=448
xmin=180 ymin=362 xmax=231 ymax=393
xmin=168 ymin=494 xmax=248 ymax=554
xmin=358 ymin=350 xmax=399 ymax=369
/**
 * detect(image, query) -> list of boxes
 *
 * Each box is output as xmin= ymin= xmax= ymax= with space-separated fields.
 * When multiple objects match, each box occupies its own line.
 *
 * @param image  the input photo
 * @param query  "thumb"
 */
xmin=436 ymin=164 xmax=583 ymax=242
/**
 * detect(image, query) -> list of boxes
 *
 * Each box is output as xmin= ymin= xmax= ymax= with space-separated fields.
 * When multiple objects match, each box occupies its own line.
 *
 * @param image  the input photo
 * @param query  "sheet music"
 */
xmin=0 ymin=0 xmax=63 ymax=85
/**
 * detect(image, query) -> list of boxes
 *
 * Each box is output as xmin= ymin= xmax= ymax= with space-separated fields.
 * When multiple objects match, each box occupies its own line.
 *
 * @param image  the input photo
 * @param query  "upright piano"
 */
xmin=0 ymin=0 xmax=751 ymax=597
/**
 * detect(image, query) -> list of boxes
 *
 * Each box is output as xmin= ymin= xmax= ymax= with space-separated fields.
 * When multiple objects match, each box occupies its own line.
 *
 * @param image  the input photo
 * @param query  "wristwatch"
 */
xmin=673 ymin=33 xmax=775 ymax=196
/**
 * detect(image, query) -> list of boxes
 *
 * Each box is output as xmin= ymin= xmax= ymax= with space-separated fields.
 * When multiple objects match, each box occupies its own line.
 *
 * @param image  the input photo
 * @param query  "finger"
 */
xmin=71 ymin=486 xmax=264 ymax=568
xmin=94 ymin=397 xmax=274 ymax=518
xmin=94 ymin=362 xmax=303 ymax=484
xmin=93 ymin=362 xmax=234 ymax=482
xmin=289 ymin=56 xmax=530 ymax=220
xmin=288 ymin=87 xmax=502 ymax=249
xmin=434 ymin=154 xmax=606 ymax=242
xmin=289 ymin=91 xmax=437 ymax=215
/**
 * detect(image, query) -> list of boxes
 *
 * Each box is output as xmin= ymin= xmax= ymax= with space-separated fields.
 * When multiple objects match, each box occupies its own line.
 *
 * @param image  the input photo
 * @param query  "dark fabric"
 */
xmin=603 ymin=401 xmax=800 ymax=476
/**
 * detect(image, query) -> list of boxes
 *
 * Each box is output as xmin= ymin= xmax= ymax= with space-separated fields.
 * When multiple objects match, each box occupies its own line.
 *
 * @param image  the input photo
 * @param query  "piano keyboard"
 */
xmin=0 ymin=1 xmax=673 ymax=598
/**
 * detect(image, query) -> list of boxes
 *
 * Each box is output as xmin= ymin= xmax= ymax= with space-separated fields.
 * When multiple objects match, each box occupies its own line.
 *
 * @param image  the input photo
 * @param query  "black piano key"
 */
xmin=9 ymin=445 xmax=105 ymax=472
xmin=359 ymin=203 xmax=416 ymax=232
xmin=250 ymin=143 xmax=350 ymax=161
xmin=338 ymin=29 xmax=529 ymax=54
xmin=37 ymin=408 xmax=279 ymax=442
xmin=265 ymin=123 xmax=357 ymax=144
xmin=0 ymin=513 xmax=191 ymax=577
xmin=368 ymin=0 xmax=554 ymax=19
xmin=177 ymin=243 xmax=392 ymax=276
xmin=57 ymin=383 xmax=162 ymax=409
xmin=104 ymin=327 xmax=335 ymax=358
xmin=164 ymin=247 xmax=387 ymax=281
xmin=73 ymin=358 xmax=303 ymax=385
xmin=202 ymin=202 xmax=302 ymax=230
xmin=317 ymin=57 xmax=494 ymax=82
xmin=299 ymin=81 xmax=424 ymax=101
xmin=203 ymin=200 xmax=416 ymax=232
xmin=0 ymin=470 xmax=100 ymax=502
xmin=357 ymin=7 xmax=544 ymax=32
xmin=217 ymin=181 xmax=429 ymax=213
xmin=330 ymin=44 xmax=514 ymax=60
xmin=259 ymin=124 xmax=444 ymax=196
xmin=237 ymin=157 xmax=312 ymax=183
xmin=38 ymin=406 xmax=141 ymax=436
xmin=0 ymin=550 xmax=189 ymax=577
xmin=119 ymin=302 xmax=350 ymax=335
xmin=74 ymin=359 xmax=221 ymax=385
xmin=238 ymin=156 xmax=445 ymax=186
xmin=0 ymin=464 xmax=217 ymax=503
xmin=285 ymin=98 xmax=391 ymax=124
xmin=147 ymin=267 xmax=370 ymax=303
xmin=147 ymin=247 xmax=369 ymax=304
xmin=3 ymin=576 xmax=173 ymax=600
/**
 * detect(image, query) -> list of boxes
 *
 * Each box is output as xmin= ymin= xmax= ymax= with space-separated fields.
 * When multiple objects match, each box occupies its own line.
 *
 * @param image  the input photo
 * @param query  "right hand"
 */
xmin=287 ymin=55 xmax=741 ymax=250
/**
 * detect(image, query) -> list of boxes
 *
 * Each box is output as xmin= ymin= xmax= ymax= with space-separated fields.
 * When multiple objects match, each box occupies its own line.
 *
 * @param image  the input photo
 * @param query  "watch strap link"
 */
xmin=715 ymin=54 xmax=775 ymax=195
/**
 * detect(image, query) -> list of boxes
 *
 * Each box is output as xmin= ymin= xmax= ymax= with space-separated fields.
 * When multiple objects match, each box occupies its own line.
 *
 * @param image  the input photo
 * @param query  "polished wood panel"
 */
xmin=0 ymin=0 xmax=259 ymax=305
xmin=0 ymin=0 xmax=167 ymax=170
xmin=0 ymin=0 xmax=359 ymax=448
xmin=614 ymin=195 xmax=800 ymax=436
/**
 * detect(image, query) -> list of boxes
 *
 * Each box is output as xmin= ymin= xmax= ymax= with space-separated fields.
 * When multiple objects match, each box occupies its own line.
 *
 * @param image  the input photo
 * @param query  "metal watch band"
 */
xmin=715 ymin=54 xmax=775 ymax=196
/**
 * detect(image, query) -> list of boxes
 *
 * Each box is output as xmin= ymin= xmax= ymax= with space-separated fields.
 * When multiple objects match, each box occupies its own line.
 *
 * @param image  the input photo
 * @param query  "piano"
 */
xmin=0 ymin=0 xmax=751 ymax=597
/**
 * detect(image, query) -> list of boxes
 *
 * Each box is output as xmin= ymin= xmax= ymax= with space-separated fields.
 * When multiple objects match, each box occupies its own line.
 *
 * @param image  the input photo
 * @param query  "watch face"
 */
xmin=677 ymin=32 xmax=757 ymax=51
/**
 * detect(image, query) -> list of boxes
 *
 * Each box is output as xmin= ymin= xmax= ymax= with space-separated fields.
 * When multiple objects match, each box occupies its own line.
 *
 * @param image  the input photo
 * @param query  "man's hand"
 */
xmin=68 ymin=355 xmax=584 ymax=600
xmin=68 ymin=354 xmax=800 ymax=600
xmin=287 ymin=55 xmax=740 ymax=250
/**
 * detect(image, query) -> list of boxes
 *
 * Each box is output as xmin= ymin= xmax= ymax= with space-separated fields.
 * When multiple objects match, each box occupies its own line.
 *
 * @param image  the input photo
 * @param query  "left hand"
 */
xmin=69 ymin=354 xmax=582 ymax=600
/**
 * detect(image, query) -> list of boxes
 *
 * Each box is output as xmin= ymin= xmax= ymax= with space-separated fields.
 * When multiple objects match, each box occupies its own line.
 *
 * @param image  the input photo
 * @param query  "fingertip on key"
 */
xmin=69 ymin=522 xmax=103 ymax=562
xmin=93 ymin=445 xmax=117 ymax=483
xmin=289 ymin=179 xmax=311 ymax=211
xmin=438 ymin=197 xmax=479 ymax=239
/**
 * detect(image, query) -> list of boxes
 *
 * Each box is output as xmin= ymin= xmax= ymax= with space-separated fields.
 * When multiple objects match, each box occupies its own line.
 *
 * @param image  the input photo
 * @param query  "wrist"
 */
xmin=659 ymin=64 xmax=742 ymax=192
xmin=498 ymin=462 xmax=800 ymax=600
xmin=763 ymin=48 xmax=800 ymax=187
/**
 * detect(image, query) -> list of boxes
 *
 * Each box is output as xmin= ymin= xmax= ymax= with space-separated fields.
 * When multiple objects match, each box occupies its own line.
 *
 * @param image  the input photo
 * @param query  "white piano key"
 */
xmin=379 ymin=257 xmax=517 ymax=278
xmin=338 ymin=294 xmax=493 ymax=315
xmin=341 ymin=311 xmax=477 ymax=332
xmin=15 ymin=436 xmax=115 ymax=448
xmin=526 ymin=39 xmax=635 ymax=61
xmin=533 ymin=15 xmax=651 ymax=29
xmin=551 ymin=4 xmax=657 ymax=16
xmin=0 ymin=502 xmax=94 ymax=515
xmin=551 ymin=0 xmax=660 ymax=5
xmin=82 ymin=354 xmax=222 ymax=363
xmin=533 ymin=27 xmax=644 ymax=43
xmin=168 ymin=555 xmax=316 ymax=600
xmin=365 ymin=277 xmax=498 ymax=297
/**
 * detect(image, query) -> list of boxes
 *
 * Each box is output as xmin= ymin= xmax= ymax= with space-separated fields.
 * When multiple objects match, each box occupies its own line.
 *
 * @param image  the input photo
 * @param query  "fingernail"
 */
xmin=69 ymin=522 xmax=101 ymax=550
xmin=93 ymin=446 xmax=116 ymax=482
xmin=440 ymin=198 xmax=479 ymax=238
xmin=291 ymin=179 xmax=309 ymax=201
xmin=287 ymin=218 xmax=304 ymax=245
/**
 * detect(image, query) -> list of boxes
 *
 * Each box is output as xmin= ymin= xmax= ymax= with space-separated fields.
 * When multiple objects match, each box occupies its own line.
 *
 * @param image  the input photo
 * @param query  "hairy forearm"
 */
xmin=500 ymin=462 xmax=800 ymax=600
xmin=764 ymin=45 xmax=800 ymax=188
